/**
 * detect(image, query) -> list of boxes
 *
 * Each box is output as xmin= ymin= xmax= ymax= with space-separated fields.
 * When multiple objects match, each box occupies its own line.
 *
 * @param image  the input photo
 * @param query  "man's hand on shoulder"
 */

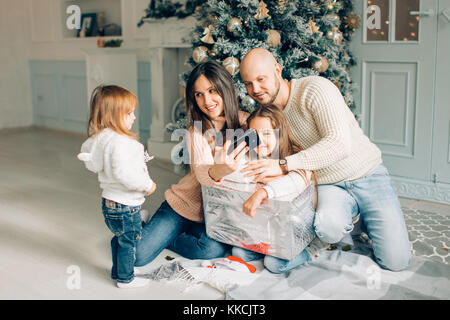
xmin=241 ymin=159 xmax=283 ymax=183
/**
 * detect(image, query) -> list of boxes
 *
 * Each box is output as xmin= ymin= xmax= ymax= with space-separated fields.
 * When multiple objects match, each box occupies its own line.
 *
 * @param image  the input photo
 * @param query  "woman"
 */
xmin=135 ymin=60 xmax=249 ymax=267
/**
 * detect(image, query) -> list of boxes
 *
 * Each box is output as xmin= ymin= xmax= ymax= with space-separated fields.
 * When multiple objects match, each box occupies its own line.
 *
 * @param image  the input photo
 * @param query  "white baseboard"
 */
xmin=391 ymin=176 xmax=450 ymax=205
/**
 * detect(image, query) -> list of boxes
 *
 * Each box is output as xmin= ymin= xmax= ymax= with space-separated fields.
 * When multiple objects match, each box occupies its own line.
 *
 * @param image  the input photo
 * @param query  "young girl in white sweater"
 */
xmin=78 ymin=85 xmax=156 ymax=288
xmin=228 ymin=105 xmax=324 ymax=273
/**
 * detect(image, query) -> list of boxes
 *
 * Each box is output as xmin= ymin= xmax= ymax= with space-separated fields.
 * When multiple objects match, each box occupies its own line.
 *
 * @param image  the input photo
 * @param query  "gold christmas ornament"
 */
xmin=255 ymin=0 xmax=271 ymax=20
xmin=312 ymin=56 xmax=329 ymax=73
xmin=227 ymin=18 xmax=242 ymax=32
xmin=266 ymin=29 xmax=281 ymax=47
xmin=308 ymin=18 xmax=322 ymax=36
xmin=200 ymin=25 xmax=215 ymax=44
xmin=222 ymin=57 xmax=240 ymax=76
xmin=277 ymin=0 xmax=287 ymax=14
xmin=97 ymin=37 xmax=106 ymax=48
xmin=344 ymin=13 xmax=361 ymax=31
xmin=180 ymin=86 xmax=186 ymax=99
xmin=327 ymin=0 xmax=337 ymax=11
xmin=334 ymin=79 xmax=341 ymax=90
xmin=209 ymin=16 xmax=218 ymax=24
xmin=192 ymin=46 xmax=209 ymax=63
xmin=326 ymin=26 xmax=343 ymax=44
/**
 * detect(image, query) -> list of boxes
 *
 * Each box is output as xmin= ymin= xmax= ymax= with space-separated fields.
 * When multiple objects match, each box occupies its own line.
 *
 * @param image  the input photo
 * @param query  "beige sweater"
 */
xmin=284 ymin=76 xmax=382 ymax=184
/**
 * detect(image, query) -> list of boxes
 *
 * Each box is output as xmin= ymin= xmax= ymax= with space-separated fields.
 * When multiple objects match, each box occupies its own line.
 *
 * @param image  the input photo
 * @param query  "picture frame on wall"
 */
xmin=77 ymin=13 xmax=97 ymax=37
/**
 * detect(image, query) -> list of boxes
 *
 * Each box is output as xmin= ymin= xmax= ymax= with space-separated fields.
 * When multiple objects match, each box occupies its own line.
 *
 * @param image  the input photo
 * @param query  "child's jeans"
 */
xmin=102 ymin=198 xmax=142 ymax=284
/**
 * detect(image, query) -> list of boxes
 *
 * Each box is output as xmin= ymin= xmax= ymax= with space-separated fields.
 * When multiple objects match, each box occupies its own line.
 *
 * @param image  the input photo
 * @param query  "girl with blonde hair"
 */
xmin=78 ymin=85 xmax=156 ymax=288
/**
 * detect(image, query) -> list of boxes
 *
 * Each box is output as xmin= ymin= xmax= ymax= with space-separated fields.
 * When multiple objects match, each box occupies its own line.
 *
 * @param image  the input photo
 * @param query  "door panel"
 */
xmin=363 ymin=61 xmax=417 ymax=159
xmin=33 ymin=74 xmax=59 ymax=120
xmin=431 ymin=0 xmax=450 ymax=183
xmin=351 ymin=0 xmax=438 ymax=181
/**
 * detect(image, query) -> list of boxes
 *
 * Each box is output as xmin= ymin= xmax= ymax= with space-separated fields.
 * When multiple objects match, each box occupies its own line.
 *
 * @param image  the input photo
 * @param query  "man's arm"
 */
xmin=242 ymin=77 xmax=352 ymax=179
xmin=286 ymin=77 xmax=352 ymax=171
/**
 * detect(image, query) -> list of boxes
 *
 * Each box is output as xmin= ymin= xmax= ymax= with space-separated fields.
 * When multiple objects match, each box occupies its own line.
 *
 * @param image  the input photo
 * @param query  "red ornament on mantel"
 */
xmin=97 ymin=38 xmax=106 ymax=48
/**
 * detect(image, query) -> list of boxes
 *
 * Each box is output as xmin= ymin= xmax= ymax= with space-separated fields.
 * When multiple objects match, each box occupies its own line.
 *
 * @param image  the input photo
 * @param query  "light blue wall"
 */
xmin=137 ymin=61 xmax=151 ymax=143
xmin=29 ymin=60 xmax=152 ymax=144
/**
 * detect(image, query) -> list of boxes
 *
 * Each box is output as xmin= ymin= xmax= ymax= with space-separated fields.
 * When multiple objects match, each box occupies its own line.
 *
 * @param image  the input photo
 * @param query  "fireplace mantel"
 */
xmin=143 ymin=16 xmax=196 ymax=48
xmin=143 ymin=17 xmax=195 ymax=161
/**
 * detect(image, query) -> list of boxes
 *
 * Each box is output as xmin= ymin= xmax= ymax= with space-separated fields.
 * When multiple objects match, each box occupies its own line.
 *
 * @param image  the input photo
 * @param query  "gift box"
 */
xmin=202 ymin=184 xmax=316 ymax=260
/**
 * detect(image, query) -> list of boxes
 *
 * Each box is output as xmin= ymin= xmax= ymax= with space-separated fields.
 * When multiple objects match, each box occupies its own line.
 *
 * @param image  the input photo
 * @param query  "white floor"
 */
xmin=1 ymin=127 xmax=448 ymax=299
xmin=0 ymin=127 xmax=221 ymax=299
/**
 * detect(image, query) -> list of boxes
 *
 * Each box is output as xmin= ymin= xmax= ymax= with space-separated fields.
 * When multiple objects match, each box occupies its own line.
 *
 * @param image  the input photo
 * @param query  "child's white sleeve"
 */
xmin=263 ymin=170 xmax=312 ymax=199
xmin=110 ymin=138 xmax=154 ymax=192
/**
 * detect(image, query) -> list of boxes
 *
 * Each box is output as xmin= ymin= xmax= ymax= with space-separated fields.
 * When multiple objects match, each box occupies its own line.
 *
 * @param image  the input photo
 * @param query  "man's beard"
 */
xmin=262 ymin=77 xmax=281 ymax=106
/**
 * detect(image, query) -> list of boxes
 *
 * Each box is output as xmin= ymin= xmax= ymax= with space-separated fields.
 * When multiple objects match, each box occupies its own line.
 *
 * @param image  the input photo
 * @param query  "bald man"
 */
xmin=239 ymin=48 xmax=412 ymax=272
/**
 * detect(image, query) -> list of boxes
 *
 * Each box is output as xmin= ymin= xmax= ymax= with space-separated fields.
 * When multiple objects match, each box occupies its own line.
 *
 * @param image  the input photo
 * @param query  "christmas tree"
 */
xmin=171 ymin=0 xmax=360 ymax=130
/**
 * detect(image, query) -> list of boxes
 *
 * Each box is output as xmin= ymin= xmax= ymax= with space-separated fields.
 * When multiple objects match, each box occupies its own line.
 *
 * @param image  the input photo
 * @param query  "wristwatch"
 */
xmin=279 ymin=158 xmax=288 ymax=174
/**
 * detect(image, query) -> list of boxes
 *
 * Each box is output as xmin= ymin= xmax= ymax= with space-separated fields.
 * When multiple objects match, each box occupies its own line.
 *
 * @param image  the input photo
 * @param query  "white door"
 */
xmin=431 ymin=0 xmax=450 ymax=184
xmin=350 ymin=0 xmax=438 ymax=181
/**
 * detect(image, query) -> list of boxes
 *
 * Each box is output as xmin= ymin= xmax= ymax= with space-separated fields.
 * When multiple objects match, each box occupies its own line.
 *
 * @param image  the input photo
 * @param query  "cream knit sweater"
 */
xmin=284 ymin=76 xmax=382 ymax=184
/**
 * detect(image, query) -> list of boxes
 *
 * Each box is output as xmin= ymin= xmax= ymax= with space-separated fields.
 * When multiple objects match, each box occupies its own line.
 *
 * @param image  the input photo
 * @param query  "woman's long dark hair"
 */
xmin=185 ymin=60 xmax=241 ymax=136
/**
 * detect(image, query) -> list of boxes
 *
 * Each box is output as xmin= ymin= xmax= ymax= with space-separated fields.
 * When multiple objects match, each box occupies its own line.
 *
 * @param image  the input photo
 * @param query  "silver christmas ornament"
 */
xmin=266 ymin=29 xmax=281 ymax=47
xmin=227 ymin=18 xmax=242 ymax=32
xmin=242 ymin=96 xmax=256 ymax=110
xmin=192 ymin=46 xmax=209 ymax=63
xmin=222 ymin=57 xmax=240 ymax=76
xmin=311 ymin=56 xmax=329 ymax=73
xmin=326 ymin=26 xmax=343 ymax=44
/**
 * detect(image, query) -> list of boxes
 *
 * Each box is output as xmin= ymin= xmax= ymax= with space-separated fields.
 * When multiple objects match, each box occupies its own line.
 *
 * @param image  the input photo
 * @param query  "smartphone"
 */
xmin=227 ymin=129 xmax=261 ymax=155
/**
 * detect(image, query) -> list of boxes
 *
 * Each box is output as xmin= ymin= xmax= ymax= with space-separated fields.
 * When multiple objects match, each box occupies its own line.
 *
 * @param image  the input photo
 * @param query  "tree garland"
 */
xmin=137 ymin=0 xmax=207 ymax=26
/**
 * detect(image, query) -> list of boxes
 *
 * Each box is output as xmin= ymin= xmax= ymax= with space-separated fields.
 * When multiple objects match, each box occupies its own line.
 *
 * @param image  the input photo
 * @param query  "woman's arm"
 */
xmin=187 ymin=128 xmax=248 ymax=186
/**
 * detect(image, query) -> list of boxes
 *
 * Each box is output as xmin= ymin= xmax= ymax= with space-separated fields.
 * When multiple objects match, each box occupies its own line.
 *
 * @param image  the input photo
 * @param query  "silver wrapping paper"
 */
xmin=202 ymin=184 xmax=316 ymax=260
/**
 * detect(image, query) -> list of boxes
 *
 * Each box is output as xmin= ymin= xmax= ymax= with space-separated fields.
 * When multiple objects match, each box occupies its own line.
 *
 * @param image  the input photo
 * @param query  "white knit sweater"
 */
xmin=77 ymin=128 xmax=154 ymax=206
xmin=284 ymin=76 xmax=382 ymax=184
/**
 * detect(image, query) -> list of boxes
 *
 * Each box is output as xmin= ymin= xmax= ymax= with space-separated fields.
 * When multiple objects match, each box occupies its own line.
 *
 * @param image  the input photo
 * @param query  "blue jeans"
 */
xmin=135 ymin=201 xmax=230 ymax=267
xmin=231 ymin=247 xmax=311 ymax=274
xmin=102 ymin=198 xmax=142 ymax=283
xmin=314 ymin=164 xmax=412 ymax=271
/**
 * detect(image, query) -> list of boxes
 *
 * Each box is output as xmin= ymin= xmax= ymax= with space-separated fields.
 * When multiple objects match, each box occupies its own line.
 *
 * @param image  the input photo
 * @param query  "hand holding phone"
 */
xmin=227 ymin=129 xmax=261 ymax=155
xmin=209 ymin=137 xmax=250 ymax=182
